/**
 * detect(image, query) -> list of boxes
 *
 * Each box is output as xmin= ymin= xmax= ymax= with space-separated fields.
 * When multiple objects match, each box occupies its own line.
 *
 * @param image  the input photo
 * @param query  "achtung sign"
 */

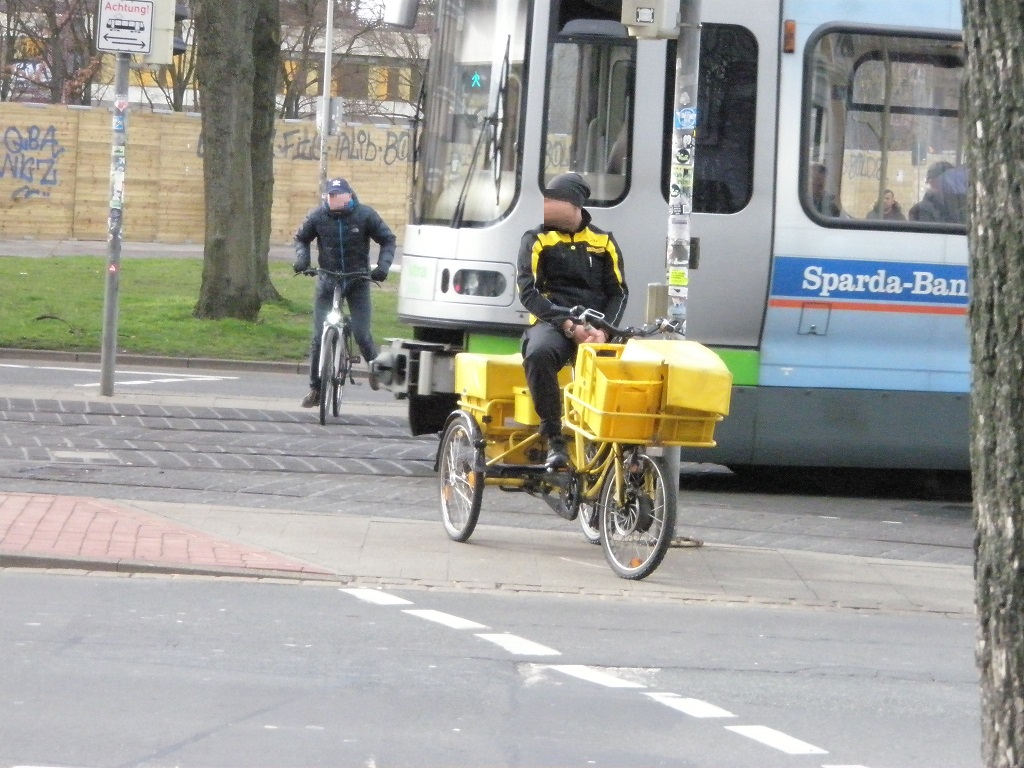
xmin=96 ymin=0 xmax=154 ymax=54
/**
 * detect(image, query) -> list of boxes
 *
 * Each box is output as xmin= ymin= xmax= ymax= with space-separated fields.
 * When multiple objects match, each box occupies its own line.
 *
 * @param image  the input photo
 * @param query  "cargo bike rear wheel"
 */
xmin=438 ymin=411 xmax=484 ymax=542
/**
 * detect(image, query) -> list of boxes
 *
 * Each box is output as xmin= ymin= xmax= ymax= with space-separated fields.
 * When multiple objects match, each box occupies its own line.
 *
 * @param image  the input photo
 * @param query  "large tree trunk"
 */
xmin=194 ymin=0 xmax=262 ymax=320
xmin=963 ymin=2 xmax=1024 ymax=765
xmin=253 ymin=0 xmax=283 ymax=303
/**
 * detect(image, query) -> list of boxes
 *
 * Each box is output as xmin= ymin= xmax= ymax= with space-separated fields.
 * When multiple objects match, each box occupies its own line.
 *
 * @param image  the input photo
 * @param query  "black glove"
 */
xmin=370 ymin=265 xmax=389 ymax=282
xmin=292 ymin=262 xmax=306 ymax=274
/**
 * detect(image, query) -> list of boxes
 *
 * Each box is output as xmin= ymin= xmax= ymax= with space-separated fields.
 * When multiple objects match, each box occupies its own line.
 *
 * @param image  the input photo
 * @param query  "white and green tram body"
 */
xmin=381 ymin=0 xmax=968 ymax=470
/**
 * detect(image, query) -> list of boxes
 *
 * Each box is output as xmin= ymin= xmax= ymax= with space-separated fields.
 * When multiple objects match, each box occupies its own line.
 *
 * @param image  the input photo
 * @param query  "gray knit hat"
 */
xmin=543 ymin=172 xmax=590 ymax=208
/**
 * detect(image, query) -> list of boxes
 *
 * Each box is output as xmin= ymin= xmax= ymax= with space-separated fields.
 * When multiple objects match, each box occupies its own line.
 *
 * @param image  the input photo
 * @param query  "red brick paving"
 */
xmin=0 ymin=492 xmax=332 ymax=576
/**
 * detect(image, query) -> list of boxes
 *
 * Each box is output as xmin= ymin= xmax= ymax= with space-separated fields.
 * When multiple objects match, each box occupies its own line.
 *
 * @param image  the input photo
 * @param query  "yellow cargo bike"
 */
xmin=435 ymin=309 xmax=733 ymax=580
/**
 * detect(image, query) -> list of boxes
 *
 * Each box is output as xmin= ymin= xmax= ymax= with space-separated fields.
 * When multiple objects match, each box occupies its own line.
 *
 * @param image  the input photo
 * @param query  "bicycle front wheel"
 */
xmin=332 ymin=328 xmax=352 ymax=416
xmin=318 ymin=329 xmax=338 ymax=426
xmin=438 ymin=411 xmax=483 ymax=542
xmin=599 ymin=450 xmax=677 ymax=580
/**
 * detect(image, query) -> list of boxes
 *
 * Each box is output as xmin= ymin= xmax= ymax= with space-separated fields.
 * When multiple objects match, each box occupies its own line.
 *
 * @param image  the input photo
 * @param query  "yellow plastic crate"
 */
xmin=653 ymin=408 xmax=722 ymax=446
xmin=573 ymin=344 xmax=664 ymax=408
xmin=568 ymin=345 xmax=665 ymax=441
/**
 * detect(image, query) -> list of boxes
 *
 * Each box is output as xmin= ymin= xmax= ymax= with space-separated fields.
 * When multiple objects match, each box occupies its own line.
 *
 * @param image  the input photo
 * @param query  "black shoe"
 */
xmin=301 ymin=388 xmax=320 ymax=408
xmin=545 ymin=436 xmax=569 ymax=470
xmin=367 ymin=361 xmax=380 ymax=391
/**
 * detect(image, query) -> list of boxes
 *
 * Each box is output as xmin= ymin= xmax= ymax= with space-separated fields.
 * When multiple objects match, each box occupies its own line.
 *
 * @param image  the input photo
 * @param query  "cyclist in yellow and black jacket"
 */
xmin=516 ymin=172 xmax=629 ymax=469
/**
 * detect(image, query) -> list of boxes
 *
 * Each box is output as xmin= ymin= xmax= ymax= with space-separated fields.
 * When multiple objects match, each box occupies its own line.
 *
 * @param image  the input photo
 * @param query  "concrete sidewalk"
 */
xmin=0 ymin=490 xmax=974 ymax=616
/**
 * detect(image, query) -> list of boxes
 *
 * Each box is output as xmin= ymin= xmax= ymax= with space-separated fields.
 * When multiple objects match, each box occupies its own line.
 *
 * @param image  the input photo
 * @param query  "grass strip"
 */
xmin=0 ymin=256 xmax=404 ymax=362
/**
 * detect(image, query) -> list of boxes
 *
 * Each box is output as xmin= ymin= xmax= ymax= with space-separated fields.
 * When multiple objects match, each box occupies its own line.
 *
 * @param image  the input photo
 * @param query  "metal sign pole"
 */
xmin=318 ymin=0 xmax=335 ymax=194
xmin=665 ymin=0 xmax=701 ymax=336
xmin=100 ymin=52 xmax=130 ymax=396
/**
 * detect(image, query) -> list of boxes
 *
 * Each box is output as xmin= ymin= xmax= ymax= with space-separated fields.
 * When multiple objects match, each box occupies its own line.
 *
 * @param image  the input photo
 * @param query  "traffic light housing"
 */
xmin=144 ymin=0 xmax=188 ymax=65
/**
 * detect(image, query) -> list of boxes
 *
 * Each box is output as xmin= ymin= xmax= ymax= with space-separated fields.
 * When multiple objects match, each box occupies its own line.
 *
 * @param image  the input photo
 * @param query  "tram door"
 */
xmin=685 ymin=2 xmax=780 ymax=351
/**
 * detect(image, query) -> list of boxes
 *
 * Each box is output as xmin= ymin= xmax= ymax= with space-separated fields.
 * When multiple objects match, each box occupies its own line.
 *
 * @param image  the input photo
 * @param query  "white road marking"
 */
xmin=403 ymin=609 xmax=488 ymax=630
xmin=1 ymin=362 xmax=237 ymax=378
xmin=2 ymin=363 xmax=97 ymax=372
xmin=340 ymin=588 xmax=413 ymax=605
xmin=547 ymin=664 xmax=645 ymax=688
xmin=75 ymin=375 xmax=236 ymax=387
xmin=644 ymin=692 xmax=735 ymax=717
xmin=50 ymin=451 xmax=116 ymax=461
xmin=1 ymin=362 xmax=238 ymax=385
xmin=725 ymin=725 xmax=828 ymax=755
xmin=333 ymin=589 xmax=847 ymax=762
xmin=92 ymin=378 xmax=209 ymax=386
xmin=475 ymin=633 xmax=560 ymax=656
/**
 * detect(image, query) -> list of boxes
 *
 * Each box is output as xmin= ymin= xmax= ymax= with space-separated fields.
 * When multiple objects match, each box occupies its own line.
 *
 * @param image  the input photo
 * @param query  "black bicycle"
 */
xmin=302 ymin=269 xmax=376 ymax=425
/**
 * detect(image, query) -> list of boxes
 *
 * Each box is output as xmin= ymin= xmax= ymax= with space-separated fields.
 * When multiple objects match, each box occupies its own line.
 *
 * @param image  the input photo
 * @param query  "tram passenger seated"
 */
xmin=810 ymin=163 xmax=842 ymax=217
xmin=516 ymin=172 xmax=629 ymax=469
xmin=938 ymin=164 xmax=968 ymax=224
xmin=909 ymin=161 xmax=967 ymax=224
xmin=865 ymin=189 xmax=906 ymax=221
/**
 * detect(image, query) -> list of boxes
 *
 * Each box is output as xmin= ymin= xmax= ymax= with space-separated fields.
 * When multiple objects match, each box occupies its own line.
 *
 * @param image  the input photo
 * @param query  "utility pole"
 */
xmin=665 ymin=0 xmax=701 ymax=335
xmin=99 ymin=53 xmax=130 ymax=397
xmin=622 ymin=0 xmax=701 ymax=333
xmin=318 ymin=0 xmax=335 ymax=194
xmin=620 ymin=0 xmax=703 ymax=523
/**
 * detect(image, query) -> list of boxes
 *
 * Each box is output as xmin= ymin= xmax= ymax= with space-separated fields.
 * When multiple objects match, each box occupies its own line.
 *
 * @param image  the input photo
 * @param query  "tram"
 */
xmin=376 ymin=0 xmax=969 ymax=470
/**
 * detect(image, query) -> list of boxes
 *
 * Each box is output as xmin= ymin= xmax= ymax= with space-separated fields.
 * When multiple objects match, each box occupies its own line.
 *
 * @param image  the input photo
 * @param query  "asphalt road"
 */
xmin=0 ymin=571 xmax=980 ymax=768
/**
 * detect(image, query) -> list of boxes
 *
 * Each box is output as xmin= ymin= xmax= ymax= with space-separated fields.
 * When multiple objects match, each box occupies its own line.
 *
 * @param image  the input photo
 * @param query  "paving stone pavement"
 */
xmin=0 ymin=492 xmax=333 ymax=578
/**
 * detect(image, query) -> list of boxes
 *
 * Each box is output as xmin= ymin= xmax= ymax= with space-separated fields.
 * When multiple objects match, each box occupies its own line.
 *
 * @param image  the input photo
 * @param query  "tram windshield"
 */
xmin=412 ymin=0 xmax=530 ymax=227
xmin=804 ymin=29 xmax=966 ymax=228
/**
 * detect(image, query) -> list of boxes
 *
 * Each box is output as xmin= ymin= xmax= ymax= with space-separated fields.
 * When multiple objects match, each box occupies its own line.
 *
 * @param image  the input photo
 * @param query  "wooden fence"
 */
xmin=0 ymin=102 xmax=411 ymax=245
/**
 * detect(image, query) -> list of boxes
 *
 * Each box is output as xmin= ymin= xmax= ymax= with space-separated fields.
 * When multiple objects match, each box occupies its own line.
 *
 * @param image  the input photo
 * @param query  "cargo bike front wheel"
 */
xmin=598 ymin=448 xmax=677 ymax=579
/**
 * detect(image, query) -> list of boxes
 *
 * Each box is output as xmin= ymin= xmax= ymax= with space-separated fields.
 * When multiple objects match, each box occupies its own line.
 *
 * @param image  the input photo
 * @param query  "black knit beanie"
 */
xmin=543 ymin=172 xmax=590 ymax=208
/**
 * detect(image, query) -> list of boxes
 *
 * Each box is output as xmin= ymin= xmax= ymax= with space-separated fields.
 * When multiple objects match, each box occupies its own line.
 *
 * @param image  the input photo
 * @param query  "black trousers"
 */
xmin=521 ymin=322 xmax=575 ymax=437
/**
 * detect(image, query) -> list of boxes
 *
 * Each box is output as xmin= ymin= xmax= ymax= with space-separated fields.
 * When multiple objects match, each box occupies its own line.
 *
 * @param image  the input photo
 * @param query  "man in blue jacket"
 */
xmin=293 ymin=177 xmax=397 ymax=407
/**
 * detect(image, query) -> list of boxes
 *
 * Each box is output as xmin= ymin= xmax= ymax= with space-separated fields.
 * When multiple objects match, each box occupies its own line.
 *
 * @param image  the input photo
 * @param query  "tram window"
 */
xmin=542 ymin=35 xmax=636 ymax=206
xmin=410 ymin=0 xmax=530 ymax=227
xmin=661 ymin=25 xmax=758 ymax=214
xmin=803 ymin=29 xmax=966 ymax=229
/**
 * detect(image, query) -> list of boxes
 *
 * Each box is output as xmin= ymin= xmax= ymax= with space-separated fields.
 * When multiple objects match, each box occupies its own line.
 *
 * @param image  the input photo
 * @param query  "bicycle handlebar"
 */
xmin=559 ymin=305 xmax=683 ymax=341
xmin=297 ymin=268 xmax=379 ymax=284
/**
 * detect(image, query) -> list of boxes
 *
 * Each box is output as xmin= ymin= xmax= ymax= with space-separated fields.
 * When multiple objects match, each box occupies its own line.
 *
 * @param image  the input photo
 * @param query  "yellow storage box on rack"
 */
xmin=622 ymin=338 xmax=733 ymax=444
xmin=455 ymin=352 xmax=571 ymax=424
xmin=456 ymin=353 xmax=529 ymax=402
xmin=567 ymin=339 xmax=733 ymax=445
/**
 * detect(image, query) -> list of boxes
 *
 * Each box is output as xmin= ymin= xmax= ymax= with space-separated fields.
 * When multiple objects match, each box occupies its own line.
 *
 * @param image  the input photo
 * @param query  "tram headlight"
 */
xmin=451 ymin=269 xmax=507 ymax=298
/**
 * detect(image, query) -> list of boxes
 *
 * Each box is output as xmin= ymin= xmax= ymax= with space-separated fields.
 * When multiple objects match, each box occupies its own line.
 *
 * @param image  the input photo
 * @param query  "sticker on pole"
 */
xmin=96 ymin=0 xmax=154 ymax=54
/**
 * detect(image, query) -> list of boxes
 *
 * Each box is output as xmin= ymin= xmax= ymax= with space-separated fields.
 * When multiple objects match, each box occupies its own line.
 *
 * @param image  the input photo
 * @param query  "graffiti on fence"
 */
xmin=1 ymin=124 xmax=65 ymax=200
xmin=269 ymin=125 xmax=411 ymax=166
